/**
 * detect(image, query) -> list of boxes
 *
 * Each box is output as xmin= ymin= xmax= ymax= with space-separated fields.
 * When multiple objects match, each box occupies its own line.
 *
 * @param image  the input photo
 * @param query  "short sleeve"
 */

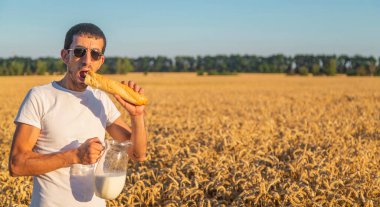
xmin=101 ymin=93 xmax=121 ymax=126
xmin=14 ymin=88 xmax=43 ymax=129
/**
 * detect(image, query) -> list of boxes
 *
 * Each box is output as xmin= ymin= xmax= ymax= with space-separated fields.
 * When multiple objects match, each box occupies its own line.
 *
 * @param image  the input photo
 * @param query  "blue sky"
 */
xmin=0 ymin=0 xmax=379 ymax=58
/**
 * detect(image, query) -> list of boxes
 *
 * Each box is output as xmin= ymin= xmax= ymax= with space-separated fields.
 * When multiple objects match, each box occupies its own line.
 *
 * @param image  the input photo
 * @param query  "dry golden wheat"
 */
xmin=0 ymin=73 xmax=379 ymax=206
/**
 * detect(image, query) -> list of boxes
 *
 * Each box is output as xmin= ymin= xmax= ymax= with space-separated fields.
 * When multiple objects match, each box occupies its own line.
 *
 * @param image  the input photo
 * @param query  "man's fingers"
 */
xmin=83 ymin=137 xmax=104 ymax=152
xmin=114 ymin=94 xmax=124 ymax=103
xmin=84 ymin=147 xmax=103 ymax=164
xmin=89 ymin=154 xmax=100 ymax=160
xmin=85 ymin=137 xmax=101 ymax=144
xmin=128 ymin=80 xmax=134 ymax=88
xmin=88 ymin=144 xmax=104 ymax=154
xmin=83 ymin=156 xmax=100 ymax=164
xmin=134 ymin=85 xmax=141 ymax=92
xmin=114 ymin=94 xmax=128 ymax=108
xmin=121 ymin=80 xmax=144 ymax=94
xmin=77 ymin=138 xmax=105 ymax=164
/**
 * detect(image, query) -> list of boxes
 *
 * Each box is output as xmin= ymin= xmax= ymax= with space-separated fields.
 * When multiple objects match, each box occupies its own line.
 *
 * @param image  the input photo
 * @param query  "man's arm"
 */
xmin=9 ymin=123 xmax=103 ymax=177
xmin=106 ymin=116 xmax=147 ymax=162
xmin=106 ymin=80 xmax=147 ymax=162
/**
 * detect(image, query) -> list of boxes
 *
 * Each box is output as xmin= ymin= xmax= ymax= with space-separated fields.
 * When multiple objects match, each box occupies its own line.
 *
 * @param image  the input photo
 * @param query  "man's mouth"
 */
xmin=79 ymin=71 xmax=88 ymax=79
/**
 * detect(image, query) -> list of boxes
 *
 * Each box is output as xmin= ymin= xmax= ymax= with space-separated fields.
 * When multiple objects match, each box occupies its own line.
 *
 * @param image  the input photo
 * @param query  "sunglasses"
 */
xmin=67 ymin=47 xmax=103 ymax=60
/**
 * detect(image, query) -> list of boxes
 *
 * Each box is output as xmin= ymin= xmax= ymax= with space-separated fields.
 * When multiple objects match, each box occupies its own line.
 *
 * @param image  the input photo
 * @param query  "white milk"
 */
xmin=94 ymin=173 xmax=126 ymax=199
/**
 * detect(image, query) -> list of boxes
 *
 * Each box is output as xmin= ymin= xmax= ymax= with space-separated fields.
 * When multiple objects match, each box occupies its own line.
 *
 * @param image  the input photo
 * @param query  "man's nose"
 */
xmin=82 ymin=49 xmax=92 ymax=64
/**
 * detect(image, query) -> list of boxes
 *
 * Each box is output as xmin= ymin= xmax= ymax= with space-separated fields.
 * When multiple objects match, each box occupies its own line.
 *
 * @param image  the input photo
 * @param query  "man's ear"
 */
xmin=60 ymin=49 xmax=69 ymax=64
xmin=101 ymin=55 xmax=105 ymax=65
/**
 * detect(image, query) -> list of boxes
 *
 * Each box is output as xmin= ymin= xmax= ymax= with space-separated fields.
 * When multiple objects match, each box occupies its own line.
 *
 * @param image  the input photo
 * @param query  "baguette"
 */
xmin=84 ymin=70 xmax=148 ymax=105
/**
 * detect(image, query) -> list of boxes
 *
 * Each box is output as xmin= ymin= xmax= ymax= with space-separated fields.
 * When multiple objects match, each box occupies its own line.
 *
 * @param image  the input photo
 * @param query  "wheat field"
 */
xmin=0 ymin=73 xmax=379 ymax=206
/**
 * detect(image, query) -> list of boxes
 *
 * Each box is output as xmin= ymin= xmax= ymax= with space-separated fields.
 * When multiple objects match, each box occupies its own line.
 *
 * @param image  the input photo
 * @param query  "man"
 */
xmin=8 ymin=23 xmax=147 ymax=206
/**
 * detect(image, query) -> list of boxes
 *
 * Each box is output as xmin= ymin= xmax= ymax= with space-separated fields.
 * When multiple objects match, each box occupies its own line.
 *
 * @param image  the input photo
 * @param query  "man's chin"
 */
xmin=75 ymin=78 xmax=87 ymax=88
xmin=79 ymin=82 xmax=87 ymax=87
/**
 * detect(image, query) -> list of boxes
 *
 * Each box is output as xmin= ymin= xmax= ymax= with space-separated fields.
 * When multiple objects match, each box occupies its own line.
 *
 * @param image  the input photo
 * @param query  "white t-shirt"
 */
xmin=14 ymin=81 xmax=121 ymax=207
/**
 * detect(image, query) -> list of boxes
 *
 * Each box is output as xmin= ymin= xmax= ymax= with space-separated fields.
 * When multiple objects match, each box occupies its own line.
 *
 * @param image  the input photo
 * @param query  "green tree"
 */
xmin=215 ymin=55 xmax=229 ymax=72
xmin=324 ymin=58 xmax=337 ymax=76
xmin=100 ymin=61 xmax=109 ymax=73
xmin=356 ymin=65 xmax=367 ymax=76
xmin=0 ymin=64 xmax=5 ymax=75
xmin=368 ymin=62 xmax=377 ymax=76
xmin=115 ymin=57 xmax=134 ymax=74
xmin=175 ymin=56 xmax=194 ymax=72
xmin=203 ymin=56 xmax=214 ymax=72
xmin=9 ymin=60 xmax=24 ymax=75
xmin=36 ymin=59 xmax=48 ymax=75
xmin=298 ymin=66 xmax=309 ymax=76
xmin=153 ymin=56 xmax=172 ymax=72
xmin=258 ymin=63 xmax=270 ymax=73
xmin=268 ymin=54 xmax=290 ymax=73
xmin=123 ymin=58 xmax=134 ymax=73
xmin=337 ymin=55 xmax=350 ymax=73
xmin=133 ymin=56 xmax=154 ymax=73
xmin=54 ymin=59 xmax=66 ymax=74
xmin=311 ymin=63 xmax=320 ymax=76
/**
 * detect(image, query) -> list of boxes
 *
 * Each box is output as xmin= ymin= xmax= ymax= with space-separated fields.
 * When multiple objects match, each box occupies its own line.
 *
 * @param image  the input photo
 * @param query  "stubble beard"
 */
xmin=67 ymin=68 xmax=87 ymax=91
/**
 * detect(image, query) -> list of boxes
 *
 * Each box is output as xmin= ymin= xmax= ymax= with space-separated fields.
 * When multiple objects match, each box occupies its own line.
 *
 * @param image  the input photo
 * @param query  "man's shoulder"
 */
xmin=29 ymin=82 xmax=54 ymax=95
xmin=34 ymin=82 xmax=54 ymax=89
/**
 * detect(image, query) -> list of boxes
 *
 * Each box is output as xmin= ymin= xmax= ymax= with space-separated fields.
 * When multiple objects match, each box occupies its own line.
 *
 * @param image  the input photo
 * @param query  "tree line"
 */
xmin=0 ymin=54 xmax=379 ymax=76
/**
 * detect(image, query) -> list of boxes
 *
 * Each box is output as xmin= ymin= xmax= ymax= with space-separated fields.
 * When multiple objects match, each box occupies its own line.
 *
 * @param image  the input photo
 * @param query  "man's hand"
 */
xmin=111 ymin=80 xmax=147 ymax=162
xmin=76 ymin=138 xmax=104 ymax=164
xmin=114 ymin=80 xmax=145 ymax=116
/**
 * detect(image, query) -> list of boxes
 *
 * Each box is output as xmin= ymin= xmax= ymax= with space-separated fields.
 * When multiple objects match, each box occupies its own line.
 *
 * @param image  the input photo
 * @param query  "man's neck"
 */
xmin=57 ymin=76 xmax=87 ymax=92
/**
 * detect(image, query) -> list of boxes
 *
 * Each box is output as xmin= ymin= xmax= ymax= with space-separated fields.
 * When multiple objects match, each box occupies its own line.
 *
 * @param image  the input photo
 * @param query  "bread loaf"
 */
xmin=84 ymin=70 xmax=148 ymax=105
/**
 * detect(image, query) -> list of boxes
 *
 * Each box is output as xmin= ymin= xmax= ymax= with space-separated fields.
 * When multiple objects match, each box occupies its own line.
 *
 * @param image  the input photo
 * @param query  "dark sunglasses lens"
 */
xmin=71 ymin=48 xmax=102 ymax=60
xmin=73 ymin=48 xmax=86 ymax=58
xmin=91 ymin=50 xmax=102 ymax=60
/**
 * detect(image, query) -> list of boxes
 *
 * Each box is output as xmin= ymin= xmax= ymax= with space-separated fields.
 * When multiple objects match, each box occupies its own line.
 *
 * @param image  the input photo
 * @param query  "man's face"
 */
xmin=61 ymin=34 xmax=105 ymax=90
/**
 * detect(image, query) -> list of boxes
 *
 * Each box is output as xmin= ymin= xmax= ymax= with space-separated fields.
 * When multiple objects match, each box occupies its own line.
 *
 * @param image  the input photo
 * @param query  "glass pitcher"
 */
xmin=94 ymin=139 xmax=132 ymax=200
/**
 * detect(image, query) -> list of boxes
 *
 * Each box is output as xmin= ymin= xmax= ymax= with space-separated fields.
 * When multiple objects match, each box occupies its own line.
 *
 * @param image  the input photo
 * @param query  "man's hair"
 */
xmin=64 ymin=23 xmax=107 ymax=54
